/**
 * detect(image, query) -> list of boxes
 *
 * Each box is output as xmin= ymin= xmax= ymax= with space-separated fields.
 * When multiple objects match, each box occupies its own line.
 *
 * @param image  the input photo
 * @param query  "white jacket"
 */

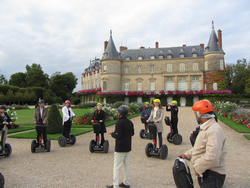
xmin=62 ymin=106 xmax=76 ymax=125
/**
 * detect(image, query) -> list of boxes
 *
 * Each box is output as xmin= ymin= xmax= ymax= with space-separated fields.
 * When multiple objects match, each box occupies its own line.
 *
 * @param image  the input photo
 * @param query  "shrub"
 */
xmin=46 ymin=104 xmax=63 ymax=134
xmin=114 ymin=101 xmax=125 ymax=108
xmin=75 ymin=112 xmax=93 ymax=125
xmin=77 ymin=102 xmax=98 ymax=108
xmin=128 ymin=103 xmax=140 ymax=113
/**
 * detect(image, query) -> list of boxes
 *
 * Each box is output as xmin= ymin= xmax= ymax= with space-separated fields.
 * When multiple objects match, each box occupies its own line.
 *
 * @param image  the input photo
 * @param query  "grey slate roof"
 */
xmin=101 ymin=35 xmax=121 ymax=60
xmin=120 ymin=45 xmax=204 ymax=61
xmin=84 ymin=59 xmax=101 ymax=73
xmin=203 ymin=29 xmax=224 ymax=54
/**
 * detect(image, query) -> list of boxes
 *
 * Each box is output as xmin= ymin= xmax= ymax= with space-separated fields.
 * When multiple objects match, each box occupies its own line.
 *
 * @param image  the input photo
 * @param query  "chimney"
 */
xmin=183 ymin=44 xmax=186 ymax=47
xmin=200 ymin=43 xmax=204 ymax=49
xmin=155 ymin=42 xmax=159 ymax=48
xmin=104 ymin=41 xmax=108 ymax=52
xmin=140 ymin=46 xmax=145 ymax=49
xmin=218 ymin=29 xmax=222 ymax=49
xmin=120 ymin=46 xmax=128 ymax=52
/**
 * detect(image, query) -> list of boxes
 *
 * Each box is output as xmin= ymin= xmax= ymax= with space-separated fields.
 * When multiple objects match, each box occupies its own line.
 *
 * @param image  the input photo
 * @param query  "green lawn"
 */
xmin=14 ymin=108 xmax=91 ymax=126
xmin=244 ymin=135 xmax=250 ymax=140
xmin=72 ymin=113 xmax=140 ymax=128
xmin=7 ymin=126 xmax=35 ymax=134
xmin=8 ymin=128 xmax=93 ymax=140
xmin=217 ymin=114 xmax=250 ymax=133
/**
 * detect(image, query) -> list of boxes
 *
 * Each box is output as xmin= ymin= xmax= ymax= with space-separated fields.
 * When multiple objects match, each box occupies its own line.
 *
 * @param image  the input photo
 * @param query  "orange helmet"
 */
xmin=192 ymin=99 xmax=214 ymax=114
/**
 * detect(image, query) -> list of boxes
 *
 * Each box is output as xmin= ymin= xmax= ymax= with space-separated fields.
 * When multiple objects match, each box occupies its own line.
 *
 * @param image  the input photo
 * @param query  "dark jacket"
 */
xmin=92 ymin=110 xmax=106 ymax=133
xmin=0 ymin=112 xmax=12 ymax=129
xmin=141 ymin=107 xmax=151 ymax=120
xmin=166 ymin=105 xmax=178 ymax=119
xmin=111 ymin=117 xmax=134 ymax=152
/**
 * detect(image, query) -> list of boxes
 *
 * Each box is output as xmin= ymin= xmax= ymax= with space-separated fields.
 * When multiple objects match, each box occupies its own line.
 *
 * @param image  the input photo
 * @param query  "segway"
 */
xmin=89 ymin=121 xmax=109 ymax=153
xmin=31 ymin=123 xmax=51 ymax=153
xmin=139 ymin=115 xmax=152 ymax=139
xmin=0 ymin=123 xmax=12 ymax=158
xmin=145 ymin=121 xmax=168 ymax=160
xmin=165 ymin=116 xmax=182 ymax=145
xmin=58 ymin=118 xmax=76 ymax=147
xmin=0 ymin=173 xmax=4 ymax=188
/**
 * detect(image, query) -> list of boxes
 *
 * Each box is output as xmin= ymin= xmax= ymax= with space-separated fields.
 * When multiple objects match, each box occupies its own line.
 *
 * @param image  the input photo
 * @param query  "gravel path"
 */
xmin=1 ymin=107 xmax=250 ymax=188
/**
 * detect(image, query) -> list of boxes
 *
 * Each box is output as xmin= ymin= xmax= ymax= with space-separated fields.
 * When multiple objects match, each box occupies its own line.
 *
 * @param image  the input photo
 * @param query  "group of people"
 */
xmin=0 ymin=98 xmax=227 ymax=188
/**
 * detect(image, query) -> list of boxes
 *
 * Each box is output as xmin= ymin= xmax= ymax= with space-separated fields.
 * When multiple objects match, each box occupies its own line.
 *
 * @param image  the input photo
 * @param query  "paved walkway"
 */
xmin=1 ymin=107 xmax=250 ymax=188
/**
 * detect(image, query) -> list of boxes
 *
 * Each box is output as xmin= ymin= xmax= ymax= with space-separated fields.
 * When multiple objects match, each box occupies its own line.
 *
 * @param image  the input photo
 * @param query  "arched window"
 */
xmin=191 ymin=76 xmax=200 ymax=90
xmin=165 ymin=77 xmax=174 ymax=90
xmin=178 ymin=77 xmax=187 ymax=91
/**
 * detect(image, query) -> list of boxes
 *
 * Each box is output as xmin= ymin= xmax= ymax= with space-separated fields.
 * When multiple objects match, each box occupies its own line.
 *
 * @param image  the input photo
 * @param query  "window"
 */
xmin=92 ymin=82 xmax=94 ymax=89
xmin=178 ymin=77 xmax=187 ymax=91
xmin=85 ymin=83 xmax=87 ymax=90
xmin=88 ymin=83 xmax=89 ymax=90
xmin=138 ymin=56 xmax=143 ymax=60
xmin=150 ymin=55 xmax=155 ymax=59
xmin=150 ymin=82 xmax=155 ymax=91
xmin=205 ymin=61 xmax=208 ymax=71
xmin=191 ymin=77 xmax=200 ymax=90
xmin=180 ymin=64 xmax=185 ymax=72
xmin=99 ymin=80 xmax=101 ymax=88
xmin=220 ymin=60 xmax=224 ymax=70
xmin=95 ymin=70 xmax=97 ymax=78
xmin=167 ymin=64 xmax=172 ymax=72
xmin=103 ymin=65 xmax=107 ymax=73
xmin=103 ymin=81 xmax=107 ymax=90
xmin=137 ymin=66 xmax=141 ymax=73
xmin=193 ymin=63 xmax=198 ymax=71
xmin=137 ymin=82 xmax=142 ymax=91
xmin=125 ymin=66 xmax=129 ymax=74
xmin=180 ymin=54 xmax=184 ymax=58
xmin=192 ymin=53 xmax=197 ymax=57
xmin=150 ymin=65 xmax=154 ymax=73
xmin=159 ymin=55 xmax=164 ymax=59
xmin=95 ymin=81 xmax=97 ymax=88
xmin=213 ymin=83 xmax=218 ymax=90
xmin=165 ymin=77 xmax=174 ymax=91
xmin=125 ymin=83 xmax=129 ymax=91
xmin=125 ymin=57 xmax=131 ymax=61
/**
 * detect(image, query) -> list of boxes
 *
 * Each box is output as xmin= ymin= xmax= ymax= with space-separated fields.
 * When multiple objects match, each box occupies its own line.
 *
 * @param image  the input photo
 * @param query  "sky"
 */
xmin=0 ymin=0 xmax=250 ymax=92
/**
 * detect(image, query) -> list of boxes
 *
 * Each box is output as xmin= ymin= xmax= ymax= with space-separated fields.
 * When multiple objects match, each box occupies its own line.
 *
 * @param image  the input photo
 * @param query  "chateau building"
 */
xmin=81 ymin=23 xmax=225 ymax=94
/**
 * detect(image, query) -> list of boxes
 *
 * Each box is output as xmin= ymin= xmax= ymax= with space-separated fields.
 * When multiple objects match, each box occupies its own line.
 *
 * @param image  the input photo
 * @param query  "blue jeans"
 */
xmin=198 ymin=170 xmax=226 ymax=188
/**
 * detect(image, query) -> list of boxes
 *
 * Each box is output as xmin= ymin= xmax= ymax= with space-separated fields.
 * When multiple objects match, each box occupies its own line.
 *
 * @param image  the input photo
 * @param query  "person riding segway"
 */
xmin=145 ymin=99 xmax=168 ymax=160
xmin=0 ymin=105 xmax=12 ymax=157
xmin=89 ymin=103 xmax=109 ymax=153
xmin=177 ymin=100 xmax=227 ymax=188
xmin=58 ymin=100 xmax=77 ymax=147
xmin=139 ymin=102 xmax=152 ymax=139
xmin=32 ymin=99 xmax=50 ymax=152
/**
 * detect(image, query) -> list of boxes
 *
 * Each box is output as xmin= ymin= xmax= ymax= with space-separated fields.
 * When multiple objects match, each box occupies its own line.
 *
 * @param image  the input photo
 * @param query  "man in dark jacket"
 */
xmin=166 ymin=100 xmax=179 ymax=134
xmin=106 ymin=106 xmax=134 ymax=188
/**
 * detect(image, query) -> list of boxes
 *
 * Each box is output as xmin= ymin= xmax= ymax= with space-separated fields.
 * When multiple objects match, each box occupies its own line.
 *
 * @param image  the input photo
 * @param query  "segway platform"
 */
xmin=31 ymin=123 xmax=51 ymax=153
xmin=165 ymin=116 xmax=182 ymax=145
xmin=139 ymin=116 xmax=153 ymax=139
xmin=145 ymin=121 xmax=168 ymax=160
xmin=58 ymin=134 xmax=76 ymax=147
xmin=89 ymin=121 xmax=109 ymax=153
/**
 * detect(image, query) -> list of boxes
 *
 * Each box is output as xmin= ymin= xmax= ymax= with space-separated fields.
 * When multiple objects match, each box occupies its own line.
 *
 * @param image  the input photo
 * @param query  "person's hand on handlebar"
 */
xmin=154 ymin=120 xmax=159 ymax=123
xmin=177 ymin=153 xmax=187 ymax=159
xmin=99 ymin=120 xmax=103 ymax=123
xmin=34 ymin=121 xmax=36 ymax=125
xmin=91 ymin=120 xmax=94 ymax=123
xmin=146 ymin=120 xmax=149 ymax=123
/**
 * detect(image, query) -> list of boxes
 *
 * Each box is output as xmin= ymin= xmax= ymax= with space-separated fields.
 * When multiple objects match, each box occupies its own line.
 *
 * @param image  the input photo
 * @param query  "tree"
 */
xmin=46 ymin=104 xmax=63 ymax=134
xmin=49 ymin=72 xmax=78 ymax=101
xmin=25 ymin=63 xmax=49 ymax=88
xmin=0 ymin=73 xmax=8 ymax=85
xmin=245 ymin=77 xmax=250 ymax=94
xmin=9 ymin=72 xmax=27 ymax=87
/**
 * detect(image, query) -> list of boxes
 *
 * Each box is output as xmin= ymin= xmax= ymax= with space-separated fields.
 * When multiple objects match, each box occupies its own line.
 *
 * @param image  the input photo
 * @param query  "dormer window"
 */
xmin=192 ymin=54 xmax=197 ymax=57
xmin=158 ymin=55 xmax=164 ymax=59
xmin=138 ymin=56 xmax=143 ymax=60
xmin=150 ymin=55 xmax=155 ymax=59
xmin=167 ymin=55 xmax=172 ymax=59
xmin=125 ymin=57 xmax=131 ymax=61
xmin=179 ymin=48 xmax=185 ymax=58
xmin=180 ymin=54 xmax=184 ymax=58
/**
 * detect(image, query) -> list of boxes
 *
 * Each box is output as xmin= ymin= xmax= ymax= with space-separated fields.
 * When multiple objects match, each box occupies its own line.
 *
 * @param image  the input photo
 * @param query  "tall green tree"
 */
xmin=25 ymin=63 xmax=49 ymax=88
xmin=0 ymin=73 xmax=8 ymax=85
xmin=49 ymin=72 xmax=78 ymax=101
xmin=9 ymin=72 xmax=27 ymax=87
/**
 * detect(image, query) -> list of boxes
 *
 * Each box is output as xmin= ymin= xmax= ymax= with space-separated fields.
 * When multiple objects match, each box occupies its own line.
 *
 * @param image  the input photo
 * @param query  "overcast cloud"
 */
xmin=0 ymin=0 xmax=250 ymax=92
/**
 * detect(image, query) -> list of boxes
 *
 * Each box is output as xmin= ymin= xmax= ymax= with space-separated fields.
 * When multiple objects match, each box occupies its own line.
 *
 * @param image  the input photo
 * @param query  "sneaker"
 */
xmin=119 ymin=182 xmax=130 ymax=188
xmin=106 ymin=185 xmax=114 ymax=188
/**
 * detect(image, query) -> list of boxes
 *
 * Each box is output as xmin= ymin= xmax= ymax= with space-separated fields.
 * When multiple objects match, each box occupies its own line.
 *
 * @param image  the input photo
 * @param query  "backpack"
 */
xmin=172 ymin=157 xmax=194 ymax=188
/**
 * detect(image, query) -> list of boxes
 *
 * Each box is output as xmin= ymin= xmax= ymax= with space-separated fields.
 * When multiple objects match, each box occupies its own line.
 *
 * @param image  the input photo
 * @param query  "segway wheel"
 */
xmin=139 ymin=129 xmax=145 ymax=138
xmin=160 ymin=145 xmax=168 ymax=160
xmin=70 ymin=134 xmax=76 ymax=145
xmin=103 ymin=140 xmax=109 ymax=153
xmin=58 ymin=135 xmax=66 ymax=147
xmin=31 ymin=140 xmax=36 ymax=153
xmin=167 ymin=133 xmax=173 ymax=143
xmin=4 ymin=143 xmax=12 ymax=157
xmin=145 ymin=143 xmax=153 ymax=157
xmin=172 ymin=134 xmax=183 ymax=145
xmin=46 ymin=139 xmax=51 ymax=152
xmin=0 ymin=173 xmax=4 ymax=188
xmin=89 ymin=139 xmax=95 ymax=153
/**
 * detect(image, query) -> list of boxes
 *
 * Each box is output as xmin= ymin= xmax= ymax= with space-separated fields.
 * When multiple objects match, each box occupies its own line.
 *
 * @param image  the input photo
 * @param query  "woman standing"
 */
xmin=62 ymin=100 xmax=76 ymax=139
xmin=91 ymin=103 xmax=106 ymax=146
xmin=0 ymin=106 xmax=12 ymax=153
xmin=140 ymin=102 xmax=151 ymax=134
xmin=147 ymin=99 xmax=164 ymax=148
